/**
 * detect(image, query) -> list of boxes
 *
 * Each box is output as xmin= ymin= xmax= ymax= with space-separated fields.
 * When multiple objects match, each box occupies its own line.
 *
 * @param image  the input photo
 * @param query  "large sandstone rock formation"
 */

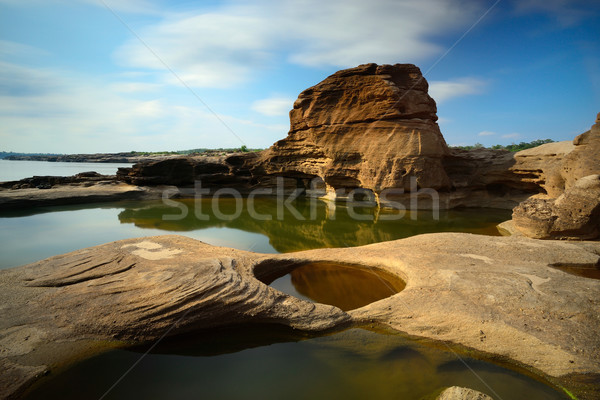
xmin=1 ymin=234 xmax=600 ymax=398
xmin=258 ymin=63 xmax=451 ymax=193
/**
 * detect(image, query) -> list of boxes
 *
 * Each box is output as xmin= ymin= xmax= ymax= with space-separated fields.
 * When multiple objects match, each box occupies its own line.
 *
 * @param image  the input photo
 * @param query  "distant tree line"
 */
xmin=452 ymin=139 xmax=555 ymax=152
xmin=0 ymin=151 xmax=60 ymax=159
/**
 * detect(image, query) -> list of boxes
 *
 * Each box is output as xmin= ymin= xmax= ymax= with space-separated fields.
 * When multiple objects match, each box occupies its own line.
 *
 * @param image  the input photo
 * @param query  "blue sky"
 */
xmin=0 ymin=0 xmax=598 ymax=153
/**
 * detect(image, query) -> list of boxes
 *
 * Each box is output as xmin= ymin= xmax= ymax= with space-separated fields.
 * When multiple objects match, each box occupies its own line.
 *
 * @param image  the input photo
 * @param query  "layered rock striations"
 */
xmin=258 ymin=63 xmax=451 ymax=193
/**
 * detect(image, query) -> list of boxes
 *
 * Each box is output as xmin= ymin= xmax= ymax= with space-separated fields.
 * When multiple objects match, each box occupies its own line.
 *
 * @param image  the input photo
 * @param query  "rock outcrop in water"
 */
xmin=258 ymin=63 xmax=451 ymax=194
xmin=116 ymin=154 xmax=259 ymax=188
xmin=436 ymin=387 xmax=493 ymax=400
xmin=1 ymin=234 xmax=600 ymax=399
xmin=0 ymin=172 xmax=154 ymax=210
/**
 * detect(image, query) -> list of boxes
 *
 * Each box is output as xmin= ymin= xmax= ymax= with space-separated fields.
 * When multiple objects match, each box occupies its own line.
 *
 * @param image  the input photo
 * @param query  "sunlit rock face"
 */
xmin=259 ymin=63 xmax=451 ymax=193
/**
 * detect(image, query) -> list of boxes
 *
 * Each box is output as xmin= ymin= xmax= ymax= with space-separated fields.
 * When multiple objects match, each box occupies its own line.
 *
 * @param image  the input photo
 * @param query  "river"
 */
xmin=0 ymin=159 xmax=132 ymax=182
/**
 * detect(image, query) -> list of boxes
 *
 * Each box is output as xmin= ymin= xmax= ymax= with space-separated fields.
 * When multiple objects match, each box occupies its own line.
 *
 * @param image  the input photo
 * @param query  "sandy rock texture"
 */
xmin=561 ymin=112 xmax=600 ymax=190
xmin=1 ymin=233 xmax=599 ymax=398
xmin=512 ymin=174 xmax=600 ymax=239
xmin=436 ymin=386 xmax=493 ymax=400
xmin=259 ymin=63 xmax=451 ymax=193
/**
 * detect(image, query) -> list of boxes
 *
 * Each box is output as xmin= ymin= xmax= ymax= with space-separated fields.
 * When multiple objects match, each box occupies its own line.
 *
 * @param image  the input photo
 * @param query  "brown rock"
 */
xmin=512 ymin=140 xmax=575 ymax=198
xmin=0 ymin=181 xmax=152 ymax=210
xmin=561 ymin=112 xmax=600 ymax=190
xmin=260 ymin=63 xmax=451 ymax=194
xmin=436 ymin=386 xmax=493 ymax=400
xmin=117 ymin=153 xmax=259 ymax=189
xmin=512 ymin=174 xmax=600 ymax=239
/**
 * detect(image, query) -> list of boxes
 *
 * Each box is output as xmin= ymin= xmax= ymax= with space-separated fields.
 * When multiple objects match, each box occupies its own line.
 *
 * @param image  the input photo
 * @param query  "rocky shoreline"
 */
xmin=3 ymin=149 xmax=241 ymax=164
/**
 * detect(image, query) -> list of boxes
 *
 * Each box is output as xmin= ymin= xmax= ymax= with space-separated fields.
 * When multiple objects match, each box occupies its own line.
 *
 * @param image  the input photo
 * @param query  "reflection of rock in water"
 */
xmin=290 ymin=262 xmax=406 ymax=311
xmin=117 ymin=198 xmax=510 ymax=253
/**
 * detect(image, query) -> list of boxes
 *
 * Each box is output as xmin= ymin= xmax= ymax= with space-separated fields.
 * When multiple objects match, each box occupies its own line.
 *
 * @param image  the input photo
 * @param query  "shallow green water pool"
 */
xmin=0 ymin=197 xmax=510 ymax=269
xmin=23 ymin=327 xmax=567 ymax=400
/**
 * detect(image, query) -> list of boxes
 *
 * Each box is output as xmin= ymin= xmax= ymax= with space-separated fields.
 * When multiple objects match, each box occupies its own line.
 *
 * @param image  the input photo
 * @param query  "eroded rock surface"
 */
xmin=117 ymin=153 xmax=259 ymax=189
xmin=436 ymin=386 xmax=493 ymax=400
xmin=258 ymin=63 xmax=451 ymax=193
xmin=1 ymin=234 xmax=599 ymax=398
xmin=512 ymin=174 xmax=600 ymax=239
xmin=561 ymin=113 xmax=600 ymax=190
xmin=0 ymin=174 xmax=153 ymax=210
xmin=511 ymin=141 xmax=575 ymax=198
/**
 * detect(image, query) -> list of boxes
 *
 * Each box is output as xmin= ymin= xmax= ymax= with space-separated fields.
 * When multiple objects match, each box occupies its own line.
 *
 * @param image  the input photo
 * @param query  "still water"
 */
xmin=24 ymin=327 xmax=567 ymax=400
xmin=0 ymin=160 xmax=132 ymax=182
xmin=2 ymin=198 xmax=567 ymax=399
xmin=269 ymin=262 xmax=407 ymax=311
xmin=0 ymin=198 xmax=510 ymax=269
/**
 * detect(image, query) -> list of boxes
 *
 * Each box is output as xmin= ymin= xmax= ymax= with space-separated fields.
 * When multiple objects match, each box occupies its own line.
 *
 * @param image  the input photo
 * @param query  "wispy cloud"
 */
xmin=112 ymin=0 xmax=482 ymax=88
xmin=0 ymin=61 xmax=282 ymax=152
xmin=251 ymin=96 xmax=293 ymax=117
xmin=0 ymin=40 xmax=50 ymax=59
xmin=478 ymin=130 xmax=495 ymax=136
xmin=428 ymin=78 xmax=487 ymax=103
xmin=501 ymin=133 xmax=521 ymax=139
xmin=109 ymin=82 xmax=164 ymax=93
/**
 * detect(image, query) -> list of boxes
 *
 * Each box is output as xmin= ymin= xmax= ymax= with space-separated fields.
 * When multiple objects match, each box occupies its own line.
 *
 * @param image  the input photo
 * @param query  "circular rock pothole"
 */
xmin=258 ymin=261 xmax=406 ymax=311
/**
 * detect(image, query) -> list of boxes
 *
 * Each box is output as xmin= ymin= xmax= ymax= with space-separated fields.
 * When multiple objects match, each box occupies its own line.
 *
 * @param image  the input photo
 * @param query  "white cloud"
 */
xmin=478 ymin=131 xmax=496 ymax=136
xmin=428 ymin=78 xmax=487 ymax=103
xmin=501 ymin=133 xmax=521 ymax=139
xmin=0 ymin=61 xmax=282 ymax=152
xmin=113 ymin=0 xmax=482 ymax=88
xmin=251 ymin=96 xmax=294 ymax=116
